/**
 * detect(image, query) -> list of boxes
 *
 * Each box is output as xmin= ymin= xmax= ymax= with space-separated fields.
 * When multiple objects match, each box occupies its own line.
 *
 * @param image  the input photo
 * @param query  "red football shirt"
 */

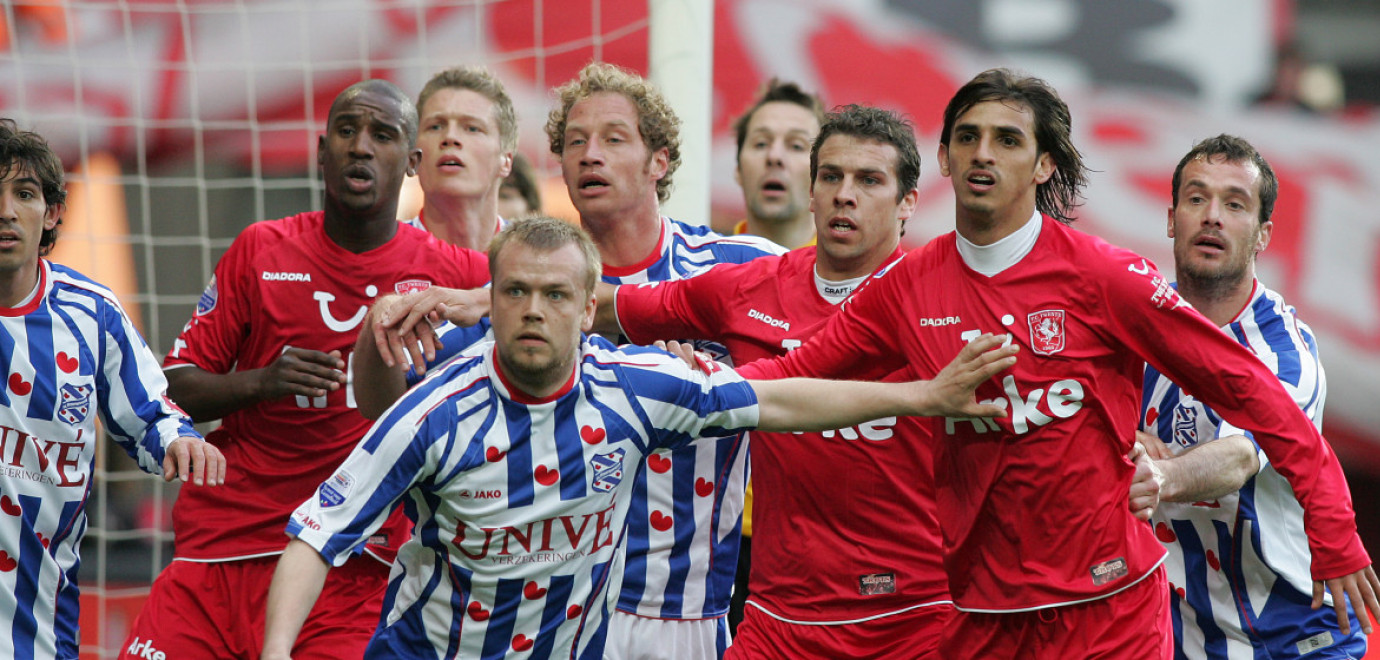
xmin=616 ymin=246 xmax=948 ymax=622
xmin=741 ymin=216 xmax=1367 ymax=612
xmin=165 ymin=212 xmax=490 ymax=562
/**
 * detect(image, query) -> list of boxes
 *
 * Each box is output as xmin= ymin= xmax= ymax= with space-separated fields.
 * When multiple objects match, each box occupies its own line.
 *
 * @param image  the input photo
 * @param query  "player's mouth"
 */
xmin=515 ymin=331 xmax=548 ymax=347
xmin=343 ymin=165 xmax=375 ymax=193
xmin=759 ymin=178 xmax=788 ymax=198
xmin=436 ymin=154 xmax=465 ymax=172
xmin=0 ymin=230 xmax=20 ymax=249
xmin=1192 ymin=233 xmax=1227 ymax=256
xmin=577 ymin=174 xmax=611 ymax=195
xmin=965 ymin=170 xmax=996 ymax=193
xmin=825 ymin=216 xmax=858 ymax=236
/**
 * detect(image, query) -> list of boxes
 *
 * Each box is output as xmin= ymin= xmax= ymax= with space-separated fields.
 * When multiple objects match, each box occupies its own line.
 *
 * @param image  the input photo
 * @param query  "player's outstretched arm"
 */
xmin=262 ymin=539 xmax=332 ymax=660
xmin=165 ymin=348 xmax=346 ymax=422
xmin=1316 ymin=564 xmax=1380 ymax=636
xmin=161 ymin=436 xmax=225 ymax=487
xmin=751 ymin=333 xmax=1016 ymax=432
xmin=1148 ymin=432 xmax=1259 ymax=503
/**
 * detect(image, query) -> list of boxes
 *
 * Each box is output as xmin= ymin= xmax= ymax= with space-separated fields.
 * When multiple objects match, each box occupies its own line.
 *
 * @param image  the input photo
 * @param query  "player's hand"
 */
xmin=654 ymin=340 xmax=715 ymax=375
xmin=916 ymin=333 xmax=1017 ymax=417
xmin=1127 ymin=441 xmax=1163 ymax=521
xmin=162 ymin=436 xmax=226 ymax=486
xmin=1134 ymin=429 xmax=1174 ymax=460
xmin=257 ymin=347 xmax=346 ymax=400
xmin=1314 ymin=565 xmax=1380 ymax=636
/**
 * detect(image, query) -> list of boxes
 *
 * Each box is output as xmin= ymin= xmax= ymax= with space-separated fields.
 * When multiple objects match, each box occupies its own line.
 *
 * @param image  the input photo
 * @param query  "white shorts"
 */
xmin=603 ymin=610 xmax=730 ymax=660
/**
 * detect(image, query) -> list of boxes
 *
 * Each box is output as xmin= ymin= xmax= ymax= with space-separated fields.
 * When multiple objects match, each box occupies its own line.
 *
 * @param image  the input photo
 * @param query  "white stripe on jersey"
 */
xmin=288 ymin=336 xmax=760 ymax=659
xmin=1141 ymin=281 xmax=1362 ymax=660
xmin=600 ymin=216 xmax=782 ymax=620
xmin=0 ymin=261 xmax=196 ymax=660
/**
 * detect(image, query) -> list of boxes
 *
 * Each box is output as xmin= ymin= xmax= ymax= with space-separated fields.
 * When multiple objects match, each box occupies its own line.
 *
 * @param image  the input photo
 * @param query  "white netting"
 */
xmin=1 ymin=1 xmax=652 ymax=656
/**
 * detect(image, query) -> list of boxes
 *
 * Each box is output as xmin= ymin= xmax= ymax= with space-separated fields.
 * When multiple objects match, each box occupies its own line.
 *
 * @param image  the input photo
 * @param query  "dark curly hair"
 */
xmin=0 ymin=118 xmax=66 ymax=255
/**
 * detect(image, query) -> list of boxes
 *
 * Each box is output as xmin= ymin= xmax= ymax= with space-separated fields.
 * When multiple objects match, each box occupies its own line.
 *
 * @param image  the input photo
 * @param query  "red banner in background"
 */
xmin=4 ymin=0 xmax=1380 ymax=466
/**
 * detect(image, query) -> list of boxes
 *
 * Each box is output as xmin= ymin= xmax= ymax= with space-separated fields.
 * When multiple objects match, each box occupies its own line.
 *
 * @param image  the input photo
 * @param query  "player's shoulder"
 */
xmin=1043 ymin=217 xmax=1155 ymax=274
xmin=580 ymin=334 xmax=698 ymax=380
xmin=664 ymin=216 xmax=787 ymax=259
xmin=45 ymin=261 xmax=125 ymax=311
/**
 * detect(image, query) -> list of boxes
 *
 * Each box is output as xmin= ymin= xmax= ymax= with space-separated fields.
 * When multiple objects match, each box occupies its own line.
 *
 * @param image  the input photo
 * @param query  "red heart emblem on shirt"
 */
xmin=56 ymin=352 xmax=78 ymax=373
xmin=534 ymin=465 xmax=558 ymax=486
xmin=37 ymin=533 xmax=48 ymax=549
xmin=1153 ymin=522 xmax=1176 ymax=543
xmin=566 ymin=604 xmax=583 ymax=619
xmin=648 ymin=454 xmax=671 ymax=474
xmin=467 ymin=601 xmax=490 ymax=621
xmin=580 ymin=426 xmax=606 ymax=445
xmin=8 ymin=373 xmax=32 ymax=397
xmin=650 ymin=511 xmax=673 ymax=532
xmin=0 ymin=496 xmax=21 ymax=517
xmin=0 ymin=551 xmax=16 ymax=572
xmin=523 ymin=581 xmax=547 ymax=600
xmin=486 ymin=446 xmax=506 ymax=463
xmin=1144 ymin=407 xmax=1158 ymax=427
xmin=695 ymin=478 xmax=714 ymax=497
xmin=1205 ymin=550 xmax=1221 ymax=571
xmin=511 ymin=635 xmax=534 ymax=652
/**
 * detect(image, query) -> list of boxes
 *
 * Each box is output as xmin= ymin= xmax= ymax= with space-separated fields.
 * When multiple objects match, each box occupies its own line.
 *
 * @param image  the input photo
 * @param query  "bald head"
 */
xmin=330 ymin=79 xmax=419 ymax=148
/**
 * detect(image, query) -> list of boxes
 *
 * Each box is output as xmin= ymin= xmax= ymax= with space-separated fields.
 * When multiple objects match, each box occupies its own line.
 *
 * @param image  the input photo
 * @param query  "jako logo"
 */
xmin=748 ymin=309 xmax=790 ymax=331
xmin=126 ymin=637 xmax=166 ymax=660
xmin=262 ymin=271 xmax=312 ymax=282
xmin=917 ymin=316 xmax=961 ymax=327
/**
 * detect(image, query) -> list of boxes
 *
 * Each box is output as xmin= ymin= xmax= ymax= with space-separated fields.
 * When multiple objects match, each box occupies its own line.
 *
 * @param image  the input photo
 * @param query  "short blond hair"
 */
xmin=545 ymin=62 xmax=681 ymax=203
xmin=489 ymin=216 xmax=602 ymax=295
xmin=417 ymin=66 xmax=518 ymax=152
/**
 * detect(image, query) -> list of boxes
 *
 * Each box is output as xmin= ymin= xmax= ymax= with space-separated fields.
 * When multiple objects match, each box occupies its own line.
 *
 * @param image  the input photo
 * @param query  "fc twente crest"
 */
xmin=1027 ymin=309 xmax=1066 ymax=356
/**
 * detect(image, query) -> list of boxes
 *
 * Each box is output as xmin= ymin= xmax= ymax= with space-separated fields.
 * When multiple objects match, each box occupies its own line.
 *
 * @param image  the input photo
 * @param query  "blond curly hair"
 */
xmin=546 ymin=62 xmax=681 ymax=203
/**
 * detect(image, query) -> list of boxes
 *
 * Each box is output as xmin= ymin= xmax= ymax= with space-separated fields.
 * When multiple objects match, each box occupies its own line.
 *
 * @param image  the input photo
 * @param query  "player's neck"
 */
xmin=1175 ymin=270 xmax=1257 ymax=327
xmin=816 ymin=236 xmax=899 ymax=281
xmin=584 ymin=207 xmax=662 ymax=270
xmin=955 ymin=198 xmax=1038 ymax=246
xmin=322 ymin=204 xmax=400 ymax=254
xmin=745 ymin=215 xmax=814 ymax=250
xmin=422 ymin=193 xmax=500 ymax=252
xmin=0 ymin=261 xmax=41 ymax=308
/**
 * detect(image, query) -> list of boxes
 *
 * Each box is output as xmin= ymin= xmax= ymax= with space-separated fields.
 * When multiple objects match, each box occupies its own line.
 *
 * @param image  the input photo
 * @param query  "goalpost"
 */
xmin=0 ymin=1 xmax=711 ymax=657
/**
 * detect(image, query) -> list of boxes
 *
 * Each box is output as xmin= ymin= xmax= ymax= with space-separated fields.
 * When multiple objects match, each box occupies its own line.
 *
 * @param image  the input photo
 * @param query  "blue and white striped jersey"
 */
xmin=599 ymin=217 xmax=782 ymax=620
xmin=1 ymin=261 xmax=197 ymax=660
xmin=288 ymin=335 xmax=760 ymax=659
xmin=1140 ymin=280 xmax=1364 ymax=659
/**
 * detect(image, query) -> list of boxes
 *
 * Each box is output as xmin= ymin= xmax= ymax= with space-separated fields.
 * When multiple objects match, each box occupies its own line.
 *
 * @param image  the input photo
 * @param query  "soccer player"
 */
xmin=1139 ymin=135 xmax=1368 ymax=657
xmin=604 ymin=104 xmax=964 ymax=657
xmin=738 ymin=68 xmax=1380 ymax=658
xmin=259 ymin=216 xmax=1019 ymax=660
xmin=498 ymin=152 xmax=543 ymax=220
xmin=117 ymin=80 xmax=490 ymax=660
xmin=404 ymin=65 xmax=516 ymax=251
xmin=0 ymin=118 xmax=223 ymax=660
xmin=729 ymin=78 xmax=824 ymax=250
xmin=359 ymin=62 xmax=785 ymax=659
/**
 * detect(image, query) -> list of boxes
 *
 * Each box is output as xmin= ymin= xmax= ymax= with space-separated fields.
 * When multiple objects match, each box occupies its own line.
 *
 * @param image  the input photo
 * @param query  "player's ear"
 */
xmin=317 ymin=134 xmax=327 ymax=168
xmin=43 ymin=202 xmax=64 ymax=231
xmin=407 ymin=147 xmax=422 ymax=177
xmin=1033 ymin=151 xmax=1055 ymax=185
xmin=1256 ymin=220 xmax=1273 ymax=254
xmin=1166 ymin=207 xmax=1175 ymax=239
xmin=581 ymin=291 xmax=597 ymax=333
xmin=648 ymin=147 xmax=670 ymax=182
xmin=896 ymin=187 xmax=920 ymax=223
xmin=499 ymin=151 xmax=514 ymax=179
xmin=937 ymin=143 xmax=950 ymax=178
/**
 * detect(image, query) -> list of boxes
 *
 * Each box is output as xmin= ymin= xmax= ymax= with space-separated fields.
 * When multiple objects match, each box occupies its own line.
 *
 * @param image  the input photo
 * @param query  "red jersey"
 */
xmin=616 ymin=246 xmax=949 ymax=622
xmin=740 ymin=216 xmax=1367 ymax=612
xmin=164 ymin=212 xmax=489 ymax=561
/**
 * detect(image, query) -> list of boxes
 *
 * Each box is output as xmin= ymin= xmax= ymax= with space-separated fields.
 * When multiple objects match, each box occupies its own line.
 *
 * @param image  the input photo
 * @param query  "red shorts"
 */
xmin=119 ymin=554 xmax=390 ymax=660
xmin=941 ymin=566 xmax=1172 ymax=660
xmin=726 ymin=603 xmax=954 ymax=660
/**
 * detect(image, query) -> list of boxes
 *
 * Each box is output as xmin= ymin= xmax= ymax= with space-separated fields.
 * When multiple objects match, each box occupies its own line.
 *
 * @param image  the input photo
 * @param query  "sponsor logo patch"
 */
xmin=195 ymin=275 xmax=217 ymax=316
xmin=858 ymin=572 xmax=897 ymax=596
xmin=1027 ymin=309 xmax=1066 ymax=356
xmin=57 ymin=383 xmax=93 ymax=425
xmin=589 ymin=448 xmax=626 ymax=492
xmin=317 ymin=470 xmax=354 ymax=508
xmin=261 ymin=271 xmax=312 ymax=282
xmin=395 ymin=279 xmax=432 ymax=295
xmin=1089 ymin=557 xmax=1128 ymax=586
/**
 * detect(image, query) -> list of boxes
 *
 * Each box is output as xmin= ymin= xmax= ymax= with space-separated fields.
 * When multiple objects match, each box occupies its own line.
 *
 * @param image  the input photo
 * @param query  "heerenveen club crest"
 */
xmin=590 ymin=448 xmax=626 ymax=492
xmin=58 ymin=383 xmax=94 ymax=425
xmin=1027 ymin=309 xmax=1067 ymax=356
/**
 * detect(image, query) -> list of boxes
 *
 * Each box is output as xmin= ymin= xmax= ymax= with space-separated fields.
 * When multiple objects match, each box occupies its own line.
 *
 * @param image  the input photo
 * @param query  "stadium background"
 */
xmin=3 ymin=0 xmax=1380 ymax=656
